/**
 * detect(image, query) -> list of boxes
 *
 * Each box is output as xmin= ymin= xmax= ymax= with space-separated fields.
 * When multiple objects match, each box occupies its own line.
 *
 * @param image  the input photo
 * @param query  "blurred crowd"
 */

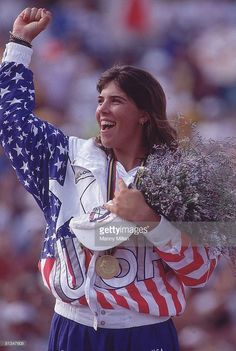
xmin=0 ymin=0 xmax=236 ymax=350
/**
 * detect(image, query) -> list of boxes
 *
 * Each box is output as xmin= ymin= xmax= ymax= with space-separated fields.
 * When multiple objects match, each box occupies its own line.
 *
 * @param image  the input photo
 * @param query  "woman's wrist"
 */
xmin=9 ymin=31 xmax=32 ymax=48
xmin=135 ymin=205 xmax=161 ymax=231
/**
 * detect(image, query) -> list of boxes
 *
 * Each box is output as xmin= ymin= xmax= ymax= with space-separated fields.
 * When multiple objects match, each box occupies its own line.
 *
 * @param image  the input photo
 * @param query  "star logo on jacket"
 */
xmin=73 ymin=165 xmax=93 ymax=184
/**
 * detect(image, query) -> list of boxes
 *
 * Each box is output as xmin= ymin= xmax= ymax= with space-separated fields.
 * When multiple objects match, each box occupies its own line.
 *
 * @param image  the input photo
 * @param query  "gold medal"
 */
xmin=95 ymin=255 xmax=120 ymax=279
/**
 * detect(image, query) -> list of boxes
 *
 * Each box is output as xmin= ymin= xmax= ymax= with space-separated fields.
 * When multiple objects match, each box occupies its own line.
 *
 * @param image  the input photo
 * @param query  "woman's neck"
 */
xmin=113 ymin=148 xmax=146 ymax=171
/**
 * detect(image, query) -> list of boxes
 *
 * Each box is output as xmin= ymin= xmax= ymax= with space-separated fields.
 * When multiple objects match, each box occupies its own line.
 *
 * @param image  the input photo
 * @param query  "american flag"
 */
xmin=0 ymin=62 xmax=84 ymax=298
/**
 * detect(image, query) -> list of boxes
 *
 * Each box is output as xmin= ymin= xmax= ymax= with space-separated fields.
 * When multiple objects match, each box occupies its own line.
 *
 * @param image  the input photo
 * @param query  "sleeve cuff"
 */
xmin=2 ymin=42 xmax=33 ymax=67
xmin=145 ymin=215 xmax=182 ymax=253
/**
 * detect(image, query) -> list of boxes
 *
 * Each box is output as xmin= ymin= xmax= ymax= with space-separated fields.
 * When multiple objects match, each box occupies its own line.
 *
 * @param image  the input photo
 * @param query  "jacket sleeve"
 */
xmin=0 ymin=44 xmax=69 ymax=213
xmin=145 ymin=216 xmax=219 ymax=288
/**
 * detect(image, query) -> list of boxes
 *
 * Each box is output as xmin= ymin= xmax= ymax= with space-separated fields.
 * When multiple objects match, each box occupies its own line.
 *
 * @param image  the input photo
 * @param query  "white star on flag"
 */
xmin=35 ymin=140 xmax=42 ymax=149
xmin=0 ymin=86 xmax=10 ymax=98
xmin=20 ymin=161 xmax=29 ymax=173
xmin=7 ymin=136 xmax=13 ymax=144
xmin=12 ymin=72 xmax=24 ymax=83
xmin=8 ymin=98 xmax=23 ymax=105
xmin=13 ymin=144 xmax=23 ymax=156
xmin=4 ymin=69 xmax=12 ymax=77
xmin=24 ymin=180 xmax=30 ymax=187
xmin=51 ymin=214 xmax=57 ymax=222
xmin=18 ymin=86 xmax=27 ymax=92
xmin=57 ymin=143 xmax=67 ymax=155
xmin=54 ymin=158 xmax=63 ymax=171
xmin=49 ymin=162 xmax=81 ymax=231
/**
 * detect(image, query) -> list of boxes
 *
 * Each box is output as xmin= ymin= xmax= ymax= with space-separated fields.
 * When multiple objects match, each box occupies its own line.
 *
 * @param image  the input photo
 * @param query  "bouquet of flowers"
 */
xmin=136 ymin=127 xmax=236 ymax=256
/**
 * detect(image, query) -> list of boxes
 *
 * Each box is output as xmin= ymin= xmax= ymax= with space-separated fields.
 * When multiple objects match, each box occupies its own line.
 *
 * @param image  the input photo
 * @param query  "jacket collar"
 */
xmin=71 ymin=138 xmax=108 ymax=202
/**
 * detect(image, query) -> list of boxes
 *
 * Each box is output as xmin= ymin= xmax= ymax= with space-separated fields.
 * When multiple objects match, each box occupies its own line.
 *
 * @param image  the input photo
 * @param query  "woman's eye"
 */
xmin=112 ymin=98 xmax=121 ymax=104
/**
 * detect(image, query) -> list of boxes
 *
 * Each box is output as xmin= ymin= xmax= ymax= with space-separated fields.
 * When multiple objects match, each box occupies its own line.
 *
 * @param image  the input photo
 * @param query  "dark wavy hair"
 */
xmin=95 ymin=65 xmax=177 ymax=154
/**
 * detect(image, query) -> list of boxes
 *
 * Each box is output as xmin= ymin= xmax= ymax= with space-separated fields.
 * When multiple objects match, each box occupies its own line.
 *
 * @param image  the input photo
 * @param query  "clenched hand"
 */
xmin=12 ymin=7 xmax=52 ymax=43
xmin=105 ymin=179 xmax=160 ymax=226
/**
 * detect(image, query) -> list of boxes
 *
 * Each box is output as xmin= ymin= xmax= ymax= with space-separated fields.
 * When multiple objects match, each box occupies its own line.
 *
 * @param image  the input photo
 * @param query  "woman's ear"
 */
xmin=139 ymin=112 xmax=150 ymax=126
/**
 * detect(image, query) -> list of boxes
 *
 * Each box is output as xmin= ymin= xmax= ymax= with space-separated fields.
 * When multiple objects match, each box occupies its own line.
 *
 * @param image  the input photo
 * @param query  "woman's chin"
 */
xmin=100 ymin=138 xmax=114 ymax=150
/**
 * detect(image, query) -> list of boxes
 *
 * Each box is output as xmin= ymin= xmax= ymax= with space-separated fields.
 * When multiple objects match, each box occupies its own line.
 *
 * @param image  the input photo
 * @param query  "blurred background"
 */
xmin=0 ymin=0 xmax=236 ymax=350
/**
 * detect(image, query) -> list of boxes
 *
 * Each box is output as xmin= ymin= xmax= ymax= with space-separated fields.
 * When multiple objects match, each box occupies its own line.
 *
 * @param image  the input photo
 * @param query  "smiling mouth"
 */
xmin=101 ymin=121 xmax=116 ymax=131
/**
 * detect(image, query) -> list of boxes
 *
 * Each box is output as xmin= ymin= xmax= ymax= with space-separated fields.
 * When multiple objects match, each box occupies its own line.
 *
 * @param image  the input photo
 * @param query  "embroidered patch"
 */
xmin=74 ymin=166 xmax=93 ymax=183
xmin=89 ymin=205 xmax=111 ymax=223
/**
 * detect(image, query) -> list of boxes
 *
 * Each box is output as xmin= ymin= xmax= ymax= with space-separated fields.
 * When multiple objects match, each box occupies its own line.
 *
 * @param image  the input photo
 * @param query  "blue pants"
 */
xmin=48 ymin=313 xmax=180 ymax=351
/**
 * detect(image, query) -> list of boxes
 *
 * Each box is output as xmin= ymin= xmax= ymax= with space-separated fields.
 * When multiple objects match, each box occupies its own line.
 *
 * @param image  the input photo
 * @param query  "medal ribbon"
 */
xmin=106 ymin=157 xmax=145 ymax=201
xmin=96 ymin=157 xmax=146 ymax=278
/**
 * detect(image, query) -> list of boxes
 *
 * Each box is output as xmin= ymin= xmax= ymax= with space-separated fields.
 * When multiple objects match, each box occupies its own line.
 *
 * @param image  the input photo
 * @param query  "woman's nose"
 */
xmin=98 ymin=100 xmax=110 ymax=113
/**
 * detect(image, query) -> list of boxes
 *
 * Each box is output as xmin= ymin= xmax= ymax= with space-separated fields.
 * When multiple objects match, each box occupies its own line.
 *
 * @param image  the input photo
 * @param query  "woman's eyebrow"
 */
xmin=98 ymin=94 xmax=127 ymax=101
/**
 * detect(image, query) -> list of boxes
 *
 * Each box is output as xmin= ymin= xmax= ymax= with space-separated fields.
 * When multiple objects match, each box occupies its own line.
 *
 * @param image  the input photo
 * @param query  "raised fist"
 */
xmin=12 ymin=7 xmax=52 ymax=43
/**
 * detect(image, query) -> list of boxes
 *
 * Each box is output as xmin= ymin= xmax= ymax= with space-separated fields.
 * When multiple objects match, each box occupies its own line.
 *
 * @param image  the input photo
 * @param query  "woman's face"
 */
xmin=96 ymin=81 xmax=145 ymax=151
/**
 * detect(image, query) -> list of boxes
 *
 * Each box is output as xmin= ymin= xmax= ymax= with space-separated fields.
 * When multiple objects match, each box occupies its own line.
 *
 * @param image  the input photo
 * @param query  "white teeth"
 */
xmin=101 ymin=121 xmax=116 ymax=126
xmin=101 ymin=120 xmax=116 ymax=130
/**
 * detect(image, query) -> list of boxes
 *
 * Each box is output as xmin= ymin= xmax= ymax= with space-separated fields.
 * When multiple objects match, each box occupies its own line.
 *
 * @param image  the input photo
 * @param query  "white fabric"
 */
xmin=55 ymin=300 xmax=169 ymax=329
xmin=69 ymin=148 xmax=181 ymax=252
xmin=69 ymin=160 xmax=140 ymax=251
xmin=2 ymin=42 xmax=33 ymax=67
xmin=69 ymin=208 xmax=136 ymax=251
xmin=146 ymin=216 xmax=182 ymax=253
xmin=115 ymin=161 xmax=139 ymax=186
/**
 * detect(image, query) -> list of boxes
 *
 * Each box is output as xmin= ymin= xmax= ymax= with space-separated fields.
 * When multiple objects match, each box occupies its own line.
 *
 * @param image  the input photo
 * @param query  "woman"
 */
xmin=0 ymin=8 xmax=218 ymax=351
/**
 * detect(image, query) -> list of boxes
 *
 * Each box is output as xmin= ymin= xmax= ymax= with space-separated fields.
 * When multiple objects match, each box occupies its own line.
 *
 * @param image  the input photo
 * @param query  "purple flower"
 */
xmin=136 ymin=133 xmax=236 ymax=251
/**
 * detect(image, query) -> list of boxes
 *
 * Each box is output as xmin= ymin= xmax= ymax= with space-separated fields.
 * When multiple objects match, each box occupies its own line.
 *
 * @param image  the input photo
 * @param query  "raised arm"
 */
xmin=0 ymin=8 xmax=69 ymax=211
